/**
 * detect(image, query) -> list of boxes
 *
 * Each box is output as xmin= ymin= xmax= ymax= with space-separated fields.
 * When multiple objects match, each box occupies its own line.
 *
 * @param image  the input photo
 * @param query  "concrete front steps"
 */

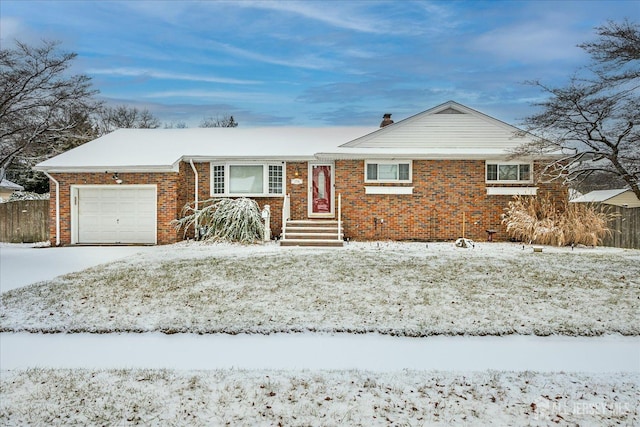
xmin=280 ymin=220 xmax=344 ymax=247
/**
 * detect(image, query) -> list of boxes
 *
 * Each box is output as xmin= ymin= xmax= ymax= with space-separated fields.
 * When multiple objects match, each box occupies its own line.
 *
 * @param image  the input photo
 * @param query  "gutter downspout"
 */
xmin=189 ymin=159 xmax=199 ymax=239
xmin=43 ymin=172 xmax=60 ymax=246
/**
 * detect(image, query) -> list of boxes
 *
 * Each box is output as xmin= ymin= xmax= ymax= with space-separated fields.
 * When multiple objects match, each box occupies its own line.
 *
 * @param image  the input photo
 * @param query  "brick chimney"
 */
xmin=380 ymin=113 xmax=394 ymax=128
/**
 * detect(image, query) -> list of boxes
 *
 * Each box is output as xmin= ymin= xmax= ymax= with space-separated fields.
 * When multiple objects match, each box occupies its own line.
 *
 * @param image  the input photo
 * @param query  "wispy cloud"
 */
xmin=209 ymin=42 xmax=339 ymax=71
xmin=469 ymin=20 xmax=588 ymax=64
xmin=237 ymin=1 xmax=391 ymax=34
xmin=0 ymin=17 xmax=22 ymax=41
xmin=86 ymin=67 xmax=261 ymax=85
xmin=142 ymin=89 xmax=290 ymax=104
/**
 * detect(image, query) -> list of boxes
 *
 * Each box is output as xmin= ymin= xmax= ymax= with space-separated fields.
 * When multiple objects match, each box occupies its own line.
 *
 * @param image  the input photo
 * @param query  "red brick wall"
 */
xmin=179 ymin=161 xmax=212 ymax=208
xmin=334 ymin=159 xmax=567 ymax=242
xmin=47 ymin=171 xmax=182 ymax=245
xmin=177 ymin=161 xmax=213 ymax=240
xmin=286 ymin=162 xmax=308 ymax=220
xmin=48 ymin=159 xmax=566 ymax=245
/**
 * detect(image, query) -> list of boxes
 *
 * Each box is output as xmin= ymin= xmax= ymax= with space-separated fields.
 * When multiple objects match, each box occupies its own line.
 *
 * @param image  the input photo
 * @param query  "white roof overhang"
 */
xmin=33 ymin=163 xmax=181 ymax=173
xmin=315 ymin=149 xmax=563 ymax=161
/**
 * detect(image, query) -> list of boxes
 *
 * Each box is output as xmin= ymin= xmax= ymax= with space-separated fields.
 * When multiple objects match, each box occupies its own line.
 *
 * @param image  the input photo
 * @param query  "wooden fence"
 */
xmin=0 ymin=200 xmax=49 ymax=243
xmin=601 ymin=206 xmax=639 ymax=249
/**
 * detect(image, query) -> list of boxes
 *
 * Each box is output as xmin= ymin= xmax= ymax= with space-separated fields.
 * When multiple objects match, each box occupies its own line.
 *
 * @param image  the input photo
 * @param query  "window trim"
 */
xmin=485 ymin=161 xmax=533 ymax=183
xmin=364 ymin=160 xmax=412 ymax=183
xmin=210 ymin=162 xmax=285 ymax=197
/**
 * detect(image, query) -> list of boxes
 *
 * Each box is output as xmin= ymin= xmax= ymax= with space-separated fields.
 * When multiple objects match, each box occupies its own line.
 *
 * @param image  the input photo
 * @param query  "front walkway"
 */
xmin=2 ymin=332 xmax=638 ymax=372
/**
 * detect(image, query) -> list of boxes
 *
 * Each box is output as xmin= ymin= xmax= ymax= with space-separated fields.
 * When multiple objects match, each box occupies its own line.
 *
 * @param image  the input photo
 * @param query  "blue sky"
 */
xmin=1 ymin=0 xmax=638 ymax=127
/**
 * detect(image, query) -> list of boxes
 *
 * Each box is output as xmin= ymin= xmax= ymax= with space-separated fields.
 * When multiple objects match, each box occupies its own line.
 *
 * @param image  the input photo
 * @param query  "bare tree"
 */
xmin=515 ymin=20 xmax=640 ymax=199
xmin=97 ymin=105 xmax=161 ymax=134
xmin=164 ymin=120 xmax=187 ymax=129
xmin=579 ymin=19 xmax=640 ymax=83
xmin=200 ymin=114 xmax=238 ymax=128
xmin=0 ymin=40 xmax=99 ymax=183
xmin=6 ymin=109 xmax=97 ymax=192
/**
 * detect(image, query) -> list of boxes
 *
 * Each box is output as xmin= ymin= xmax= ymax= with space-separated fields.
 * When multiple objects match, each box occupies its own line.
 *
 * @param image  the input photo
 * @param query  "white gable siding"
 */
xmin=346 ymin=113 xmax=523 ymax=149
xmin=341 ymin=101 xmax=533 ymax=151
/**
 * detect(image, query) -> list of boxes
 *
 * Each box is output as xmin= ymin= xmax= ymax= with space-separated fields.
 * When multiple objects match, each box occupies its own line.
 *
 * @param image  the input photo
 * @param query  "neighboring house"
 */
xmin=34 ymin=101 xmax=566 ymax=246
xmin=0 ymin=179 xmax=24 ymax=202
xmin=570 ymin=189 xmax=640 ymax=208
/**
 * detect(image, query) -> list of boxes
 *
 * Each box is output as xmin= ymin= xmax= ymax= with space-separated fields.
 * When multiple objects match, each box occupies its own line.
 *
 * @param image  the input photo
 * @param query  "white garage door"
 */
xmin=77 ymin=186 xmax=156 ymax=244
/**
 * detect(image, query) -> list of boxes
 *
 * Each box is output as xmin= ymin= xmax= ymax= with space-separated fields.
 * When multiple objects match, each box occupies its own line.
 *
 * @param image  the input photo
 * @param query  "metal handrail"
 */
xmin=337 ymin=193 xmax=343 ymax=241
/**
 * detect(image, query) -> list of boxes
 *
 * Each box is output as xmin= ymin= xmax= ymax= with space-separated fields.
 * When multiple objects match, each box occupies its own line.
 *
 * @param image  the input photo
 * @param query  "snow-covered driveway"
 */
xmin=0 ymin=243 xmax=157 ymax=292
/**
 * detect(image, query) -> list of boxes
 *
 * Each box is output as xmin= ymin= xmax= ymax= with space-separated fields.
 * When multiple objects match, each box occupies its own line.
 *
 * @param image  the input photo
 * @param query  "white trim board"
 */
xmin=486 ymin=187 xmax=538 ymax=196
xmin=365 ymin=186 xmax=414 ymax=195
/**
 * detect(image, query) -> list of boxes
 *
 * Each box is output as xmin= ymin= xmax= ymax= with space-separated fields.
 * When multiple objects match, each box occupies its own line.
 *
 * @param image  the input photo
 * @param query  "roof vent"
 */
xmin=437 ymin=107 xmax=463 ymax=114
xmin=380 ymin=113 xmax=394 ymax=128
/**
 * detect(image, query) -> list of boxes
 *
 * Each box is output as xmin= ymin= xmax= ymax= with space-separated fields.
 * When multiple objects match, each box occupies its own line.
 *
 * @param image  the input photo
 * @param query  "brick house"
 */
xmin=35 ymin=101 xmax=566 ymax=246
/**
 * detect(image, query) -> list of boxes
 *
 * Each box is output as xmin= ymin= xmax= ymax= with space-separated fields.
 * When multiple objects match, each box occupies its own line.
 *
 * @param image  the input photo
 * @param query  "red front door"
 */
xmin=311 ymin=164 xmax=332 ymax=215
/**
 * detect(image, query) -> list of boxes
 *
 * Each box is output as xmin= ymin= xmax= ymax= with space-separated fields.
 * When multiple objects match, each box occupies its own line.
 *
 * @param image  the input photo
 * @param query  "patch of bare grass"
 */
xmin=1 ymin=368 xmax=638 ymax=426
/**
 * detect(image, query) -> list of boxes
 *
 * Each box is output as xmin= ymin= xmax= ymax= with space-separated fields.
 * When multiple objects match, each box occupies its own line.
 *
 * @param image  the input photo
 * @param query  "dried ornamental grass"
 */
xmin=561 ymin=202 xmax=614 ymax=246
xmin=502 ymin=195 xmax=614 ymax=246
xmin=172 ymin=197 xmax=264 ymax=243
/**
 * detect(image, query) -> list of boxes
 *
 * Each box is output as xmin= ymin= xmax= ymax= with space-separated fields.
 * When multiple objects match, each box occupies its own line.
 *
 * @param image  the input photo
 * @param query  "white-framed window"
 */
xmin=268 ymin=165 xmax=283 ymax=194
xmin=212 ymin=165 xmax=225 ymax=194
xmin=365 ymin=160 xmax=412 ymax=183
xmin=211 ymin=163 xmax=284 ymax=196
xmin=486 ymin=162 xmax=532 ymax=183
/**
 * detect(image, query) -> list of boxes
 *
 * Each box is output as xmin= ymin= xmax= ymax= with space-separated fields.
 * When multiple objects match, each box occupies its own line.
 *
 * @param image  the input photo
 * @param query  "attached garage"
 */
xmin=72 ymin=186 xmax=157 ymax=244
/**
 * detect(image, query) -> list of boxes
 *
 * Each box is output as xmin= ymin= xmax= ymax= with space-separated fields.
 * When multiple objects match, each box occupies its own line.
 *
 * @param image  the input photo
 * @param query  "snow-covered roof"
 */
xmin=35 ymin=127 xmax=376 ymax=172
xmin=0 ymin=179 xmax=24 ymax=191
xmin=35 ymin=101 xmax=558 ymax=172
xmin=570 ymin=189 xmax=640 ymax=207
xmin=571 ymin=189 xmax=627 ymax=202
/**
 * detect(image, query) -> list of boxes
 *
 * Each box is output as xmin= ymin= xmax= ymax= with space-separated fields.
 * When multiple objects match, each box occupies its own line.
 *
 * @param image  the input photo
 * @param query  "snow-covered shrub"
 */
xmin=502 ymin=195 xmax=613 ymax=246
xmin=172 ymin=198 xmax=264 ymax=243
xmin=8 ymin=191 xmax=50 ymax=201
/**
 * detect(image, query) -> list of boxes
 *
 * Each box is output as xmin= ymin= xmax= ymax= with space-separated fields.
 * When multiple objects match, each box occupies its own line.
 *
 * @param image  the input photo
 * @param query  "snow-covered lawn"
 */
xmin=1 ymin=242 xmax=638 ymax=336
xmin=1 ymin=242 xmax=638 ymax=425
xmin=1 ymin=368 xmax=637 ymax=425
